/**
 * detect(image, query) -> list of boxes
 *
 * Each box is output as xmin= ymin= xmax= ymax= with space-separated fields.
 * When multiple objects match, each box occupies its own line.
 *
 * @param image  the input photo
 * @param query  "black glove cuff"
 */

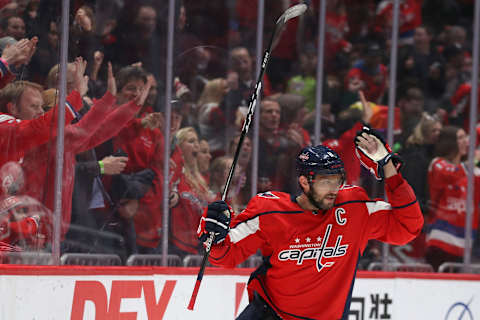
xmin=377 ymin=153 xmax=393 ymax=179
xmin=377 ymin=152 xmax=403 ymax=179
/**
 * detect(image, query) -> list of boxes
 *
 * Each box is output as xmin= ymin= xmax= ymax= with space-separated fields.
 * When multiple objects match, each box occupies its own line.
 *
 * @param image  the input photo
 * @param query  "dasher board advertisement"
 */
xmin=0 ymin=266 xmax=479 ymax=319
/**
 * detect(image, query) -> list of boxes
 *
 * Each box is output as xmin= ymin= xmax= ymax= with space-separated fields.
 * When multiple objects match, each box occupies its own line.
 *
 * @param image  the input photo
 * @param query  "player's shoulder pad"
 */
xmin=336 ymin=184 xmax=369 ymax=203
xmin=240 ymin=191 xmax=290 ymax=216
xmin=256 ymin=191 xmax=283 ymax=200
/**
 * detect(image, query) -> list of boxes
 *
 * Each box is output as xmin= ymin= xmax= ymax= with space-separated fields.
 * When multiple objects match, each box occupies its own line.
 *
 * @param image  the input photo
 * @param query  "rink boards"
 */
xmin=0 ymin=266 xmax=479 ymax=320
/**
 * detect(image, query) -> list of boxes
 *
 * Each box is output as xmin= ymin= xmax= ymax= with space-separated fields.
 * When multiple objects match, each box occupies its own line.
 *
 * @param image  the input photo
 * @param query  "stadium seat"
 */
xmin=236 ymin=255 xmax=264 ymax=268
xmin=183 ymin=254 xmax=210 ymax=267
xmin=367 ymin=262 xmax=434 ymax=272
xmin=60 ymin=253 xmax=122 ymax=266
xmin=126 ymin=254 xmax=182 ymax=266
xmin=0 ymin=252 xmax=54 ymax=265
xmin=438 ymin=262 xmax=480 ymax=274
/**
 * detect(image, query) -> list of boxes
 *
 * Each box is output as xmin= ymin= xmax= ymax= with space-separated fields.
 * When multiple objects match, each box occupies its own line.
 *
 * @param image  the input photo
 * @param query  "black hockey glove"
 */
xmin=354 ymin=126 xmax=403 ymax=180
xmin=197 ymin=201 xmax=232 ymax=245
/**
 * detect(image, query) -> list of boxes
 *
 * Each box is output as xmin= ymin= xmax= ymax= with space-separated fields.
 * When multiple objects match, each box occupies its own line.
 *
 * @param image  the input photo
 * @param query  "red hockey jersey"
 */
xmin=113 ymin=119 xmax=164 ymax=248
xmin=0 ymin=91 xmax=82 ymax=170
xmin=209 ymin=174 xmax=423 ymax=320
xmin=344 ymin=62 xmax=388 ymax=103
xmin=450 ymin=83 xmax=480 ymax=131
xmin=375 ymin=0 xmax=422 ymax=35
xmin=426 ymin=157 xmax=480 ymax=256
xmin=169 ymin=147 xmax=212 ymax=254
xmin=22 ymin=93 xmax=143 ymax=239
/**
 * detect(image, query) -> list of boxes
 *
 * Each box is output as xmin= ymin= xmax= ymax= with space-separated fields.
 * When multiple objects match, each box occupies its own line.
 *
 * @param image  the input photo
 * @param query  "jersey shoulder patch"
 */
xmin=257 ymin=191 xmax=280 ymax=199
xmin=337 ymin=185 xmax=369 ymax=202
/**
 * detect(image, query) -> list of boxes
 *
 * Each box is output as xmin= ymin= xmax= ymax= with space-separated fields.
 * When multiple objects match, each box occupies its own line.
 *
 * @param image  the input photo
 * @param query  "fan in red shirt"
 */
xmin=374 ymin=0 xmax=422 ymax=45
xmin=426 ymin=126 xmax=480 ymax=271
xmin=0 ymin=37 xmax=84 ymax=170
xmin=169 ymin=127 xmax=214 ymax=257
xmin=344 ymin=42 xmax=388 ymax=104
xmin=19 ymin=60 xmax=153 ymax=243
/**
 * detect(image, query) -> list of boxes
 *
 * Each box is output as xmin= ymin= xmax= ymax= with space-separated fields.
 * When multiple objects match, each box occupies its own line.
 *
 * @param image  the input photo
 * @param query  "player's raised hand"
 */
xmin=354 ymin=126 xmax=402 ymax=180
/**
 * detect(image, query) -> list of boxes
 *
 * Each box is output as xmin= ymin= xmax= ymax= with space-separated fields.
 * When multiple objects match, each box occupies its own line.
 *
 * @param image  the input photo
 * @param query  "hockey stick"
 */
xmin=187 ymin=3 xmax=307 ymax=311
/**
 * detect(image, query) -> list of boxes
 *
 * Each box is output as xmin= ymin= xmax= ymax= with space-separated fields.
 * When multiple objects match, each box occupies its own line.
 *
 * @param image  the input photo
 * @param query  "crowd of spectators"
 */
xmin=0 ymin=0 xmax=479 ymax=270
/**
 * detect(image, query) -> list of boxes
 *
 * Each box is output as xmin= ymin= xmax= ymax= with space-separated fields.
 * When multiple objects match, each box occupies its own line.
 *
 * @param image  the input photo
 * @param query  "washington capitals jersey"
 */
xmin=209 ymin=174 xmax=423 ymax=320
xmin=427 ymin=158 xmax=480 ymax=256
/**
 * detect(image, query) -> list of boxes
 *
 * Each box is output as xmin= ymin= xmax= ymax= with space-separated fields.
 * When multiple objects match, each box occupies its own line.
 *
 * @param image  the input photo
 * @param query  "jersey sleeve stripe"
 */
xmin=392 ymin=199 xmax=417 ymax=209
xmin=366 ymin=201 xmax=392 ymax=215
xmin=210 ymin=245 xmax=231 ymax=261
xmin=229 ymin=216 xmax=260 ymax=244
xmin=65 ymin=101 xmax=79 ymax=119
xmin=335 ymin=199 xmax=369 ymax=206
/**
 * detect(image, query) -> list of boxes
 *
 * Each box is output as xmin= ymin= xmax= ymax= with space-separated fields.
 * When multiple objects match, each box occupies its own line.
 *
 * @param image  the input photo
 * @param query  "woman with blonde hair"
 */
xmin=197 ymin=78 xmax=230 ymax=157
xmin=169 ymin=127 xmax=213 ymax=257
xmin=401 ymin=112 xmax=442 ymax=211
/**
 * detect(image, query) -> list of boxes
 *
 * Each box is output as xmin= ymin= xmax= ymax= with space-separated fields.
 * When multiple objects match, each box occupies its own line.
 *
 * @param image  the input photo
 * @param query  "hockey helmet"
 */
xmin=0 ymin=162 xmax=24 ymax=195
xmin=296 ymin=145 xmax=345 ymax=181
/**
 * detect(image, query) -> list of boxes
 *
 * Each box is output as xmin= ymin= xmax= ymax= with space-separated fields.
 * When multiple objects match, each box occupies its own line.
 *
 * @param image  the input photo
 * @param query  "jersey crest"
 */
xmin=278 ymin=224 xmax=349 ymax=272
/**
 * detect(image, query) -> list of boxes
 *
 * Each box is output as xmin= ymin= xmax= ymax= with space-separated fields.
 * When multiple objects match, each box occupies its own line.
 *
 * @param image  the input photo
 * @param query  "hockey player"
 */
xmin=198 ymin=126 xmax=423 ymax=320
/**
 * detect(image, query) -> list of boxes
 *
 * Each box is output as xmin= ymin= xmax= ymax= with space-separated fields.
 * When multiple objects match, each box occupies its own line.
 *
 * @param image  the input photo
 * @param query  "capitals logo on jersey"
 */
xmin=277 ymin=224 xmax=349 ymax=272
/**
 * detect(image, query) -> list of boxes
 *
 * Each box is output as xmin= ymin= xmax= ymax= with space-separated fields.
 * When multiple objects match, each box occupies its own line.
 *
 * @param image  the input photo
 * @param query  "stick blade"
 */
xmin=277 ymin=4 xmax=307 ymax=24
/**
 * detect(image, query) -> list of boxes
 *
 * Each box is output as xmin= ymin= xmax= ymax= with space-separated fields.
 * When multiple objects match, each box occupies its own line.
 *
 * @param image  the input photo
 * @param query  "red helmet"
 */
xmin=0 ymin=195 xmax=51 ymax=249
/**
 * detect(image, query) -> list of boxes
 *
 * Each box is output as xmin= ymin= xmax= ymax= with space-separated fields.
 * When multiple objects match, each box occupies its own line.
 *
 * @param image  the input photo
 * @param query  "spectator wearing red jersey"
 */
xmin=323 ymin=108 xmax=364 ymax=186
xmin=169 ymin=127 xmax=214 ymax=257
xmin=92 ymin=65 xmax=165 ymax=256
xmin=324 ymin=0 xmax=351 ymax=73
xmin=0 ymin=79 xmax=82 ymax=173
xmin=374 ymin=0 xmax=422 ymax=46
xmin=426 ymin=126 xmax=480 ymax=271
xmin=449 ymin=82 xmax=480 ymax=131
xmin=20 ymin=60 xmax=153 ymax=250
xmin=344 ymin=41 xmax=388 ymax=104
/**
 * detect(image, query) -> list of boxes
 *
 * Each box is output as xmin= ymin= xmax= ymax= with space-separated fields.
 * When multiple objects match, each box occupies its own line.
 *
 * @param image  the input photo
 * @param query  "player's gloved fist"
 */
xmin=354 ymin=126 xmax=402 ymax=180
xmin=197 ymin=201 xmax=232 ymax=245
